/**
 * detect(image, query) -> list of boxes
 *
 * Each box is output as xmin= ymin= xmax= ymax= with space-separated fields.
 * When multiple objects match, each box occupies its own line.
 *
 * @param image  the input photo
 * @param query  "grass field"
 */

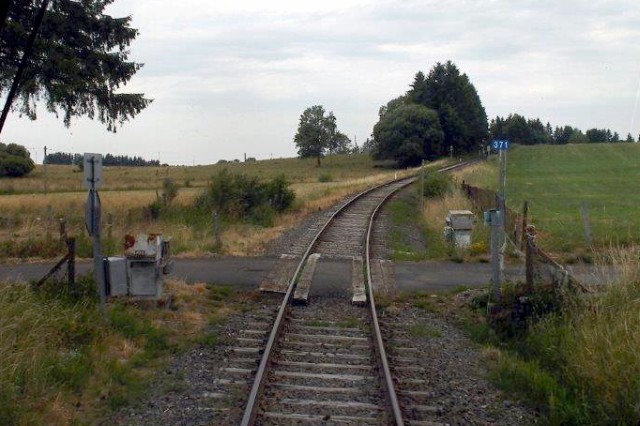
xmin=0 ymin=154 xmax=396 ymax=194
xmin=454 ymin=143 xmax=640 ymax=253
xmin=0 ymin=154 xmax=450 ymax=259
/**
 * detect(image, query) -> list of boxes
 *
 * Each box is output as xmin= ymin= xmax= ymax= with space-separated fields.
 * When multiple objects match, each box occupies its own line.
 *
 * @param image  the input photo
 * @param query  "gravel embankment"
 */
xmin=380 ymin=303 xmax=539 ymax=425
xmin=108 ymin=293 xmax=282 ymax=426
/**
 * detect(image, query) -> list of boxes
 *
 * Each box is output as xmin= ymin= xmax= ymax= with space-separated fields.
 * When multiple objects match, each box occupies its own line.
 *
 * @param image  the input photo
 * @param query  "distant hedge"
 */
xmin=0 ymin=143 xmax=35 ymax=177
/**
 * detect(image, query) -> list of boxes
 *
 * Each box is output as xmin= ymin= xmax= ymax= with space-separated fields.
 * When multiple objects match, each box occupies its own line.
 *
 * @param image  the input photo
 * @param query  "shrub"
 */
xmin=195 ymin=169 xmax=295 ymax=224
xmin=318 ymin=173 xmax=334 ymax=183
xmin=0 ymin=143 xmax=35 ymax=177
xmin=265 ymin=174 xmax=295 ymax=212
xmin=422 ymin=173 xmax=451 ymax=198
xmin=161 ymin=177 xmax=178 ymax=205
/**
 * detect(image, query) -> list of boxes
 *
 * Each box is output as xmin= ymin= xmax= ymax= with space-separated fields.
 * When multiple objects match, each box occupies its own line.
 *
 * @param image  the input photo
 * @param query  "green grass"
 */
xmin=0 ymin=278 xmax=233 ymax=425
xmin=407 ymin=323 xmax=442 ymax=338
xmin=387 ymin=188 xmax=430 ymax=261
xmin=461 ymin=144 xmax=640 ymax=252
xmin=456 ymin=252 xmax=640 ymax=425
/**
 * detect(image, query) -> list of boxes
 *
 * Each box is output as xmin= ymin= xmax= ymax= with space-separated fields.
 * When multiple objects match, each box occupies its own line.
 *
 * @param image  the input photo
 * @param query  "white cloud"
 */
xmin=4 ymin=0 xmax=640 ymax=164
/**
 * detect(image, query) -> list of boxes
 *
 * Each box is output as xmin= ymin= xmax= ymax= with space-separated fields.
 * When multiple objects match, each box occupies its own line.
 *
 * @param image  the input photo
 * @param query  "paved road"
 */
xmin=0 ymin=256 xmax=612 ymax=292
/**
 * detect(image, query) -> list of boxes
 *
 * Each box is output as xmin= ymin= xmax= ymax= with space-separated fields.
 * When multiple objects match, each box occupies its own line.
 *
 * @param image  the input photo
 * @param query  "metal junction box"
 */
xmin=105 ymin=233 xmax=171 ymax=300
xmin=444 ymin=210 xmax=475 ymax=248
xmin=105 ymin=256 xmax=127 ymax=297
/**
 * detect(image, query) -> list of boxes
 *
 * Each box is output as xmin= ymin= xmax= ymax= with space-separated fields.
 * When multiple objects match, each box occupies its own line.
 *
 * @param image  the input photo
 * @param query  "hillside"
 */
xmin=456 ymin=143 xmax=640 ymax=252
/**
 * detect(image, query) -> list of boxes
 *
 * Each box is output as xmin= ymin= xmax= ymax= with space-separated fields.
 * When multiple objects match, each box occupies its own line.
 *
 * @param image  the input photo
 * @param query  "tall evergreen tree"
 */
xmin=0 ymin=0 xmax=151 ymax=132
xmin=408 ymin=61 xmax=488 ymax=154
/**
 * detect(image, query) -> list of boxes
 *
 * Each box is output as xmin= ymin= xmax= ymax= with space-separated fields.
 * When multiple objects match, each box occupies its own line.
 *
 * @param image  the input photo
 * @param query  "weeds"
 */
xmin=407 ymin=323 xmax=442 ymax=338
xmin=0 ymin=278 xmax=233 ymax=425
xmin=459 ymin=246 xmax=640 ymax=424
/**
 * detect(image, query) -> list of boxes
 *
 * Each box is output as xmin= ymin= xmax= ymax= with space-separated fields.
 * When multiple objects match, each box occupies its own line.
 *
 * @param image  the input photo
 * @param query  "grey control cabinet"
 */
xmin=127 ymin=259 xmax=163 ymax=298
xmin=105 ymin=233 xmax=171 ymax=300
xmin=106 ymin=257 xmax=128 ymax=297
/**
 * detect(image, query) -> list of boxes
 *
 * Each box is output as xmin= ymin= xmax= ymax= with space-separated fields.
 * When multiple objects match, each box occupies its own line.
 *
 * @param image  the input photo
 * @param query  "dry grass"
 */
xmin=0 ymin=163 xmax=420 ymax=258
xmin=420 ymin=187 xmax=489 ymax=259
xmin=0 ymin=278 xmax=237 ymax=425
xmin=0 ymin=154 xmax=451 ymax=259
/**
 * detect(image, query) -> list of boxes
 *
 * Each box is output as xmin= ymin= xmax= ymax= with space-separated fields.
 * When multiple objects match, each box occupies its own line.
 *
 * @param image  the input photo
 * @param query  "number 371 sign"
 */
xmin=491 ymin=139 xmax=510 ymax=150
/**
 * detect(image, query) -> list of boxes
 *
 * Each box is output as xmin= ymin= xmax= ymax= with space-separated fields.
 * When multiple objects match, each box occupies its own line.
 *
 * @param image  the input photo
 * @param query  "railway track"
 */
xmin=238 ymin=161 xmax=474 ymax=425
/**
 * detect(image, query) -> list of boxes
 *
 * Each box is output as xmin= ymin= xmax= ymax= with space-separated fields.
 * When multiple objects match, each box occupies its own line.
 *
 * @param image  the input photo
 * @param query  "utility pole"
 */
xmin=83 ymin=153 xmax=106 ymax=313
xmin=489 ymin=139 xmax=509 ymax=306
xmin=43 ymin=145 xmax=48 ymax=196
xmin=497 ymin=147 xmax=507 ymax=284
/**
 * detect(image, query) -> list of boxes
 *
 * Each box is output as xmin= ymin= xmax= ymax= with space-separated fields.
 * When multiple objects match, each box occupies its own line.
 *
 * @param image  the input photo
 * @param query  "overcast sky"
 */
xmin=3 ymin=0 xmax=640 ymax=165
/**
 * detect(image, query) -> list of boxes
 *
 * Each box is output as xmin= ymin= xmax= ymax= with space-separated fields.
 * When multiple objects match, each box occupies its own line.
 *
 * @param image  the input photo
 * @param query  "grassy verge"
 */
xmin=454 ymin=144 xmax=640 ymax=254
xmin=449 ymin=248 xmax=640 ymax=425
xmin=0 ymin=278 xmax=238 ymax=425
xmin=385 ymin=177 xmax=490 ymax=262
xmin=386 ymin=187 xmax=430 ymax=261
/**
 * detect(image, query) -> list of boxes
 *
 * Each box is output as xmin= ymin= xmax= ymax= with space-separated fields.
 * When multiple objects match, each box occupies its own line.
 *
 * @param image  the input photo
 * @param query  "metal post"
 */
xmin=497 ymin=149 xmax=507 ymax=281
xmin=580 ymin=202 xmax=593 ymax=246
xmin=107 ymin=212 xmax=113 ymax=240
xmin=45 ymin=204 xmax=52 ymax=241
xmin=490 ymin=209 xmax=502 ymax=305
xmin=90 ymin=189 xmax=106 ymax=311
xmin=43 ymin=145 xmax=48 ymax=196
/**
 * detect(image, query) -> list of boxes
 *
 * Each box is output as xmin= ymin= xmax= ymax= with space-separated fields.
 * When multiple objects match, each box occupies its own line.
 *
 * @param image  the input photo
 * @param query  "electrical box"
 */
xmin=120 ymin=233 xmax=171 ymax=300
xmin=127 ymin=259 xmax=163 ymax=297
xmin=445 ymin=210 xmax=475 ymax=248
xmin=105 ymin=257 xmax=127 ymax=297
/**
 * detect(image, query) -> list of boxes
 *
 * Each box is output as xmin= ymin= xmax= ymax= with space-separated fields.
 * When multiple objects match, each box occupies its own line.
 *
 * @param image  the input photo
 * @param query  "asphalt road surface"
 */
xmin=0 ymin=256 xmax=612 ymax=292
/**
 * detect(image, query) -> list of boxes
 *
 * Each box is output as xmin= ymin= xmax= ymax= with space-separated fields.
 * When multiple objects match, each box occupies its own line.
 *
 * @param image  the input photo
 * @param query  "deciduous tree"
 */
xmin=294 ymin=105 xmax=351 ymax=166
xmin=0 ymin=142 xmax=34 ymax=177
xmin=372 ymin=103 xmax=443 ymax=167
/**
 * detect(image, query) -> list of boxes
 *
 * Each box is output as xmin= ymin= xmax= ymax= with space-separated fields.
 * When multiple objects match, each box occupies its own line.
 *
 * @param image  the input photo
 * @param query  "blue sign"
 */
xmin=491 ymin=139 xmax=510 ymax=150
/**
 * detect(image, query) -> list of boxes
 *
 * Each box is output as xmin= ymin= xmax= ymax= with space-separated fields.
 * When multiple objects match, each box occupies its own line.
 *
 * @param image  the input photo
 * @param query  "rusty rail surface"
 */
xmin=240 ymin=159 xmax=476 ymax=425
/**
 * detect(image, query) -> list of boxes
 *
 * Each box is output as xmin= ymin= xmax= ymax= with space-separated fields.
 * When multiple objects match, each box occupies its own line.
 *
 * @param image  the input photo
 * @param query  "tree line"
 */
xmin=490 ymin=114 xmax=638 ymax=145
xmin=45 ymin=152 xmax=160 ymax=167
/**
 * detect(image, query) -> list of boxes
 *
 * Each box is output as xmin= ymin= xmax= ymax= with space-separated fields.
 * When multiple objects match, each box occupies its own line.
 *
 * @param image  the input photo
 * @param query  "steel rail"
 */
xmin=364 ymin=181 xmax=413 ymax=425
xmin=240 ymin=159 xmax=477 ymax=425
xmin=239 ymin=174 xmax=416 ymax=426
xmin=364 ymin=158 xmax=479 ymax=425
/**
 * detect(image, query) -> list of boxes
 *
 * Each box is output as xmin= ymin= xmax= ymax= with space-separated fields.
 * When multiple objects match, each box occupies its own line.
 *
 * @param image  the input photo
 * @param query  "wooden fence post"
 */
xmin=580 ymin=202 xmax=593 ymax=246
xmin=67 ymin=237 xmax=75 ymax=288
xmin=525 ymin=224 xmax=536 ymax=292
xmin=46 ymin=205 xmax=53 ymax=241
xmin=59 ymin=218 xmax=67 ymax=245
xmin=213 ymin=211 xmax=221 ymax=248
xmin=520 ymin=201 xmax=528 ymax=251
